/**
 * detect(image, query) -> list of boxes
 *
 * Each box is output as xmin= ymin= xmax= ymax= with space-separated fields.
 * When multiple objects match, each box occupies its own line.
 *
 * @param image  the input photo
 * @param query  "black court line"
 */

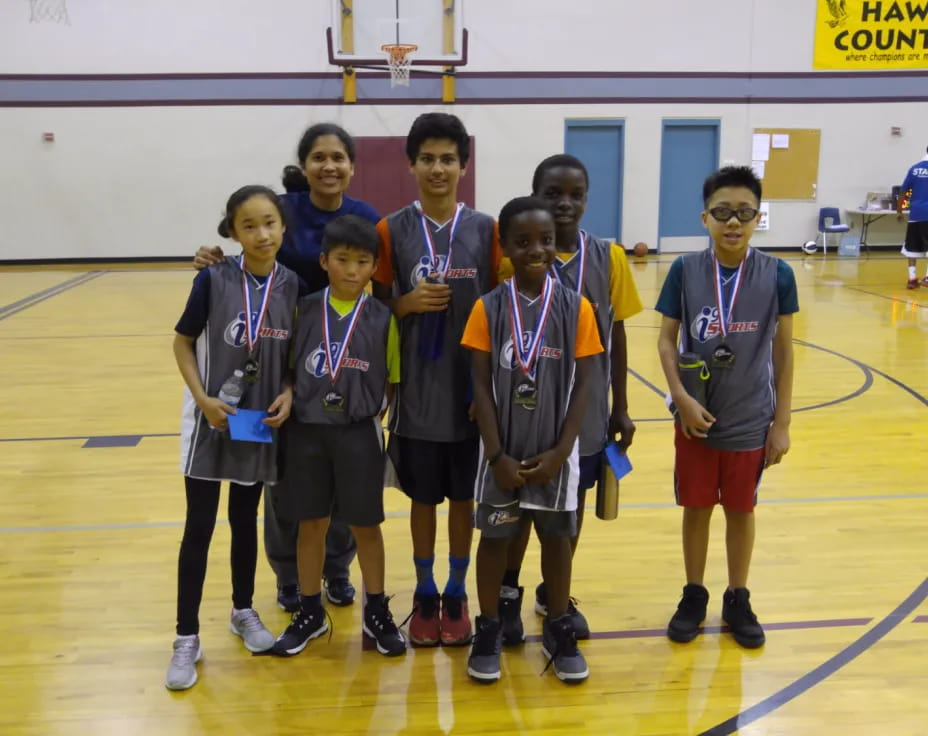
xmin=699 ymin=577 xmax=928 ymax=736
xmin=0 ymin=271 xmax=104 ymax=321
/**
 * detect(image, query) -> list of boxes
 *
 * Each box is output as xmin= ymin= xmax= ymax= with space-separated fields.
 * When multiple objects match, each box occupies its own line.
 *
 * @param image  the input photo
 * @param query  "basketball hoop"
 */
xmin=29 ymin=0 xmax=70 ymax=24
xmin=381 ymin=43 xmax=418 ymax=87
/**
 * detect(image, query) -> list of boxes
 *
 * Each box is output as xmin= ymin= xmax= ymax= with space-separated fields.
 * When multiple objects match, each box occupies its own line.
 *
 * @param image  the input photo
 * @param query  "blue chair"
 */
xmin=817 ymin=207 xmax=850 ymax=254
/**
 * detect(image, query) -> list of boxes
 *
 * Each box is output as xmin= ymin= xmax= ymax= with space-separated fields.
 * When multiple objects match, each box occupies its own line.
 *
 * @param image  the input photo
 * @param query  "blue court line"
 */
xmin=0 ymin=432 xmax=178 ymax=444
xmin=0 ymin=271 xmax=104 ymax=321
xmin=699 ymin=577 xmax=928 ymax=736
xmin=3 ymin=493 xmax=928 ymax=534
xmin=521 ymin=617 xmax=874 ymax=644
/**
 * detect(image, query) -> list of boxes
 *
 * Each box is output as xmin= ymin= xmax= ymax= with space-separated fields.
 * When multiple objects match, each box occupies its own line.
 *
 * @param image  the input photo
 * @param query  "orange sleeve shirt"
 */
xmin=460 ymin=295 xmax=604 ymax=358
xmin=373 ymin=218 xmax=393 ymax=286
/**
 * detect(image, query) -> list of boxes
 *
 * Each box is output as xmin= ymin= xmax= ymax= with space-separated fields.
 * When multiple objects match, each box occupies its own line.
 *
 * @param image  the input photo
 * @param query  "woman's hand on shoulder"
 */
xmin=194 ymin=246 xmax=224 ymax=270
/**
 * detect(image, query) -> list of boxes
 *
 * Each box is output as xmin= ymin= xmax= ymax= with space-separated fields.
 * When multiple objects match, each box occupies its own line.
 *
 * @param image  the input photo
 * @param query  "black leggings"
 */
xmin=176 ymin=477 xmax=263 ymax=636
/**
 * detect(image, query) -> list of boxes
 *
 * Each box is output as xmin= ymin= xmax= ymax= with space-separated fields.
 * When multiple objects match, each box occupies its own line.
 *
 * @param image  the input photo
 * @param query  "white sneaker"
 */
xmin=165 ymin=635 xmax=202 ymax=691
xmin=229 ymin=608 xmax=275 ymax=652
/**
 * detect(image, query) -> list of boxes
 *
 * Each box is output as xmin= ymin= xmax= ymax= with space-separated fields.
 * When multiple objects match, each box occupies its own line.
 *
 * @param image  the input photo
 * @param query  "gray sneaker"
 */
xmin=542 ymin=616 xmax=589 ymax=684
xmin=165 ymin=635 xmax=202 ymax=691
xmin=467 ymin=615 xmax=502 ymax=683
xmin=229 ymin=608 xmax=275 ymax=652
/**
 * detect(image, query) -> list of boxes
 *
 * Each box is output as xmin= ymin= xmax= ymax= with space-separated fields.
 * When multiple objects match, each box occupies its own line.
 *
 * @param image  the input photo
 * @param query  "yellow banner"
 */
xmin=814 ymin=0 xmax=928 ymax=69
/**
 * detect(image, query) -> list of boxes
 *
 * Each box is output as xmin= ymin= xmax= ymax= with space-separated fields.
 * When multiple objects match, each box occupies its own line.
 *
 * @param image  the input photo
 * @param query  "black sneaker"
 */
xmin=363 ymin=597 xmax=407 ymax=657
xmin=541 ymin=616 xmax=589 ymax=684
xmin=722 ymin=588 xmax=766 ymax=649
xmin=272 ymin=607 xmax=329 ymax=656
xmin=467 ymin=615 xmax=502 ymax=683
xmin=324 ymin=577 xmax=356 ymax=606
xmin=534 ymin=582 xmax=589 ymax=640
xmin=498 ymin=586 xmax=525 ymax=646
xmin=667 ymin=584 xmax=709 ymax=643
xmin=276 ymin=584 xmax=300 ymax=613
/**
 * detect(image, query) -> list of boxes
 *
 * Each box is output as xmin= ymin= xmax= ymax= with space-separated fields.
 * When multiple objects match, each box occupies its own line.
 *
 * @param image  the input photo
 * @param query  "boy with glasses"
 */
xmin=654 ymin=166 xmax=798 ymax=649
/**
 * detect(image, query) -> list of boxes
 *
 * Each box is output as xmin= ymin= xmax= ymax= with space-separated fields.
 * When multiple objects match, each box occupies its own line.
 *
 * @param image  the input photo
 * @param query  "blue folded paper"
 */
xmin=603 ymin=441 xmax=633 ymax=480
xmin=226 ymin=409 xmax=273 ymax=443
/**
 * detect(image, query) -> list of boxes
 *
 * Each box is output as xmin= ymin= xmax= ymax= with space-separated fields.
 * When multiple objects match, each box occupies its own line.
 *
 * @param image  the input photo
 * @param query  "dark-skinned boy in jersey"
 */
xmin=655 ymin=166 xmax=797 ymax=649
xmin=372 ymin=113 xmax=502 ymax=647
xmin=462 ymin=197 xmax=603 ymax=684
xmin=494 ymin=154 xmax=644 ymax=645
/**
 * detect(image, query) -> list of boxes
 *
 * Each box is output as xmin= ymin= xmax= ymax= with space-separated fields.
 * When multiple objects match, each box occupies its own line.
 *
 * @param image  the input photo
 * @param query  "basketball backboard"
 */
xmin=327 ymin=0 xmax=467 ymax=68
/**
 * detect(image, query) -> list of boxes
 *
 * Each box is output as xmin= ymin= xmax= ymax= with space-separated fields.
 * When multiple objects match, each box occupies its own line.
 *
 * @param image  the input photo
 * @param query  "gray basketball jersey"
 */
xmin=383 ymin=204 xmax=496 ymax=442
xmin=553 ymin=233 xmax=613 ymax=456
xmin=180 ymin=257 xmax=298 ymax=483
xmin=291 ymin=292 xmax=391 ymax=424
xmin=473 ymin=281 xmax=581 ymax=512
xmin=679 ymin=248 xmax=779 ymax=450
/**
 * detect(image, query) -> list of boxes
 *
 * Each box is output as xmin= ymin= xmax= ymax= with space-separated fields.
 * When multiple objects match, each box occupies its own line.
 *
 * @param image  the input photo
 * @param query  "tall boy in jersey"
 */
xmin=656 ymin=166 xmax=797 ymax=649
xmin=372 ymin=113 xmax=502 ymax=646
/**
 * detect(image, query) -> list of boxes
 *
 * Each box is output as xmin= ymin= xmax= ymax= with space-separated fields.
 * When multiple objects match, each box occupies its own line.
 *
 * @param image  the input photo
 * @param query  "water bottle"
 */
xmin=417 ymin=275 xmax=447 ymax=361
xmin=218 ymin=369 xmax=245 ymax=407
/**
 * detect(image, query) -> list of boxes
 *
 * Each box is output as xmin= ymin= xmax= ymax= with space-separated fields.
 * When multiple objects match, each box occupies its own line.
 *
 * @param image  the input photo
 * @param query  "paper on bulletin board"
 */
xmin=772 ymin=134 xmax=790 ymax=149
xmin=752 ymin=134 xmax=770 ymax=161
xmin=756 ymin=202 xmax=770 ymax=231
xmin=752 ymin=160 xmax=766 ymax=179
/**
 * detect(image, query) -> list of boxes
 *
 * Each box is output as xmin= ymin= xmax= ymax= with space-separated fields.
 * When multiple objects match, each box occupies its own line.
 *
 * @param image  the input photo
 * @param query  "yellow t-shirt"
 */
xmin=329 ymin=294 xmax=401 ymax=384
xmin=498 ymin=242 xmax=644 ymax=322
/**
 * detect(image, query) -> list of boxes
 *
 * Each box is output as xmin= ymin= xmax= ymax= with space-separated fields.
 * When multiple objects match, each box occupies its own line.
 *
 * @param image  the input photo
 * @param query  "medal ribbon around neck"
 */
xmin=239 ymin=257 xmax=278 ymax=356
xmin=321 ymin=288 xmax=368 ymax=384
xmin=711 ymin=250 xmax=748 ymax=340
xmin=551 ymin=230 xmax=587 ymax=295
xmin=507 ymin=274 xmax=555 ymax=381
xmin=415 ymin=200 xmax=465 ymax=281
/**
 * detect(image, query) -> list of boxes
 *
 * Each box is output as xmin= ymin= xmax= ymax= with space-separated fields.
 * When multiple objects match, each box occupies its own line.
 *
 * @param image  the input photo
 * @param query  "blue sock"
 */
xmin=443 ymin=555 xmax=470 ymax=597
xmin=414 ymin=556 xmax=438 ymax=596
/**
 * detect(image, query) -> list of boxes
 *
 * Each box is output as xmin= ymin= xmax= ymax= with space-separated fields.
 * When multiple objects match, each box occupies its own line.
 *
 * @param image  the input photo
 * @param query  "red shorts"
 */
xmin=673 ymin=424 xmax=765 ymax=513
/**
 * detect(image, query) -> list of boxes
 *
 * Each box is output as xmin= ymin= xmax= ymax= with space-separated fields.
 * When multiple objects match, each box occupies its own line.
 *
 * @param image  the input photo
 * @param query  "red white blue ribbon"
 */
xmin=711 ymin=250 xmax=748 ymax=339
xmin=321 ymin=288 xmax=367 ymax=383
xmin=507 ymin=274 xmax=555 ymax=380
xmin=240 ymin=258 xmax=278 ymax=355
xmin=415 ymin=201 xmax=465 ymax=282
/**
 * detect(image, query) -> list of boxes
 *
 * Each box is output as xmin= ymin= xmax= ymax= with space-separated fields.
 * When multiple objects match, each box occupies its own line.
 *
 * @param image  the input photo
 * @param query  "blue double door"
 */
xmin=563 ymin=119 xmax=719 ymax=251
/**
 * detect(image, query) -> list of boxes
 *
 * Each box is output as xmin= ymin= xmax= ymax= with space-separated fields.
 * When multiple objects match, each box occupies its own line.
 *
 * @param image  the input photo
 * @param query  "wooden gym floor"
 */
xmin=0 ymin=253 xmax=926 ymax=735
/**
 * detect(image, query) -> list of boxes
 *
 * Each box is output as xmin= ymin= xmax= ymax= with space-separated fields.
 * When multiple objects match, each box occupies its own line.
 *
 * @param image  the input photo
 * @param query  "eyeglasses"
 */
xmin=708 ymin=206 xmax=759 ymax=223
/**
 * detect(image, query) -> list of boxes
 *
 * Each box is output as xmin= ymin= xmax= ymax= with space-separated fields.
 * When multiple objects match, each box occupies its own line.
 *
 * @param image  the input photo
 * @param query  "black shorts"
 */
xmin=902 ymin=221 xmax=928 ymax=257
xmin=387 ymin=434 xmax=478 ymax=505
xmin=273 ymin=418 xmax=385 ymax=526
xmin=474 ymin=502 xmax=577 ymax=538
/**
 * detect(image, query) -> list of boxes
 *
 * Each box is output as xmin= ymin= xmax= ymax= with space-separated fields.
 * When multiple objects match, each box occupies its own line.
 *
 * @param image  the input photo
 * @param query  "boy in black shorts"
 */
xmin=271 ymin=215 xmax=406 ymax=657
xmin=372 ymin=113 xmax=501 ymax=646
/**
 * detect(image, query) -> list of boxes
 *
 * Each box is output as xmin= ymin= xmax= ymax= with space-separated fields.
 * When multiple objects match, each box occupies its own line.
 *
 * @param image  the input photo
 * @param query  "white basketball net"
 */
xmin=29 ymin=0 xmax=70 ymax=24
xmin=381 ymin=44 xmax=417 ymax=87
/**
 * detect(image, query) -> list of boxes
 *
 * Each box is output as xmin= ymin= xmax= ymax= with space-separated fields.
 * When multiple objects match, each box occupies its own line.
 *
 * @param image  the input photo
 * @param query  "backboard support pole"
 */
xmin=441 ymin=0 xmax=456 ymax=103
xmin=340 ymin=0 xmax=357 ymax=103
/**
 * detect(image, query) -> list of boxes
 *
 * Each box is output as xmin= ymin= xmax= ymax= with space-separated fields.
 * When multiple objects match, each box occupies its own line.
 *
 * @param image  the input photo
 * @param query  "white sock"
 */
xmin=909 ymin=265 xmax=917 ymax=279
xmin=175 ymin=633 xmax=197 ymax=641
xmin=500 ymin=586 xmax=520 ymax=600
